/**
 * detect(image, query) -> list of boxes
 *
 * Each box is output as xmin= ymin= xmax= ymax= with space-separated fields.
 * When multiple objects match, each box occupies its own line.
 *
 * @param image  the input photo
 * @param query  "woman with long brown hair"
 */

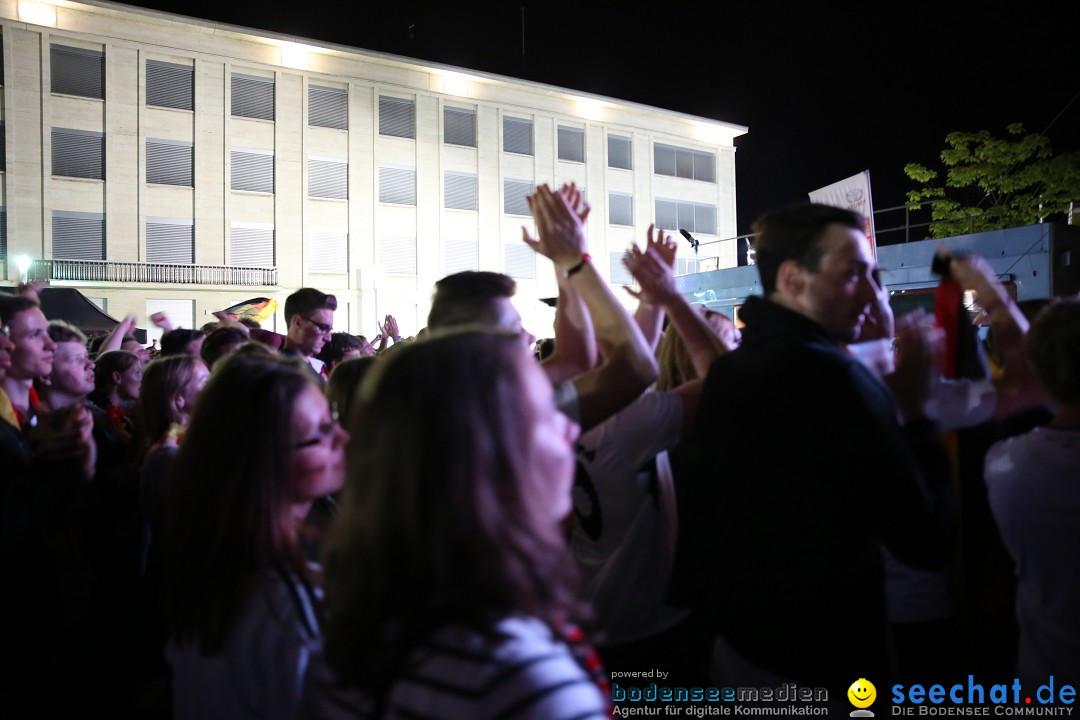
xmin=161 ymin=351 xmax=347 ymax=719
xmin=306 ymin=329 xmax=609 ymax=719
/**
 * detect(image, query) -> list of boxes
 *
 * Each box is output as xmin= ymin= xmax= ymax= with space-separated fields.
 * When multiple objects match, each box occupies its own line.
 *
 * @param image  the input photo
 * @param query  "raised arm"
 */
xmin=886 ymin=309 xmax=941 ymax=424
xmin=539 ymin=184 xmax=598 ymax=382
xmin=628 ymin=225 xmax=679 ymax=352
xmin=149 ymin=311 xmax=174 ymax=333
xmin=625 ymin=224 xmax=732 ymax=377
xmin=524 ymin=184 xmax=657 ymax=432
xmin=384 ymin=314 xmax=402 ymax=344
xmin=97 ymin=313 xmax=137 ymax=356
xmin=943 ymin=250 xmax=1048 ymax=418
xmin=624 ymin=229 xmax=730 ymax=430
xmin=372 ymin=318 xmax=389 ymax=354
xmin=540 ymin=271 xmax=599 ymax=382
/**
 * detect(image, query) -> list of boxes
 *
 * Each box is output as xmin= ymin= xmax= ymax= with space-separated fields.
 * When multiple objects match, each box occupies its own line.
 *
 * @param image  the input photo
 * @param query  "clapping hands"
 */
xmin=623 ymin=225 xmax=679 ymax=305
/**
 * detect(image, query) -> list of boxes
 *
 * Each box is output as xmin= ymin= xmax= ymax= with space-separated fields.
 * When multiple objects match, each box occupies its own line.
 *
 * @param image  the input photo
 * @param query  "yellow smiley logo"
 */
xmin=848 ymin=678 xmax=876 ymax=709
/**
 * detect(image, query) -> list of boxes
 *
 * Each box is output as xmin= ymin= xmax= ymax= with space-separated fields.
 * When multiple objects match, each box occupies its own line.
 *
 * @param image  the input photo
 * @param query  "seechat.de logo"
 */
xmin=891 ymin=676 xmax=1076 ymax=715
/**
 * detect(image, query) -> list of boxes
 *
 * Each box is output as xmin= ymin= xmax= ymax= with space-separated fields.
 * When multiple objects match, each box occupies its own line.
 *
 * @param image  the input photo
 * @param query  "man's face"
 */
xmin=789 ymin=224 xmax=878 ymax=343
xmin=8 ymin=307 xmax=56 ymax=380
xmin=289 ymin=307 xmax=334 ymax=358
xmin=50 ymin=340 xmax=95 ymax=397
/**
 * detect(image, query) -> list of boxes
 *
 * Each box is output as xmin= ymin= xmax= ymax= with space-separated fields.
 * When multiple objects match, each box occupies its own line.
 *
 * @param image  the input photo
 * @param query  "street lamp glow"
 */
xmin=18 ymin=1 xmax=57 ymax=27
xmin=16 ymin=254 xmax=32 ymax=282
xmin=578 ymin=99 xmax=603 ymax=121
xmin=698 ymin=122 xmax=731 ymax=145
xmin=279 ymin=43 xmax=309 ymax=70
xmin=442 ymin=72 xmax=470 ymax=97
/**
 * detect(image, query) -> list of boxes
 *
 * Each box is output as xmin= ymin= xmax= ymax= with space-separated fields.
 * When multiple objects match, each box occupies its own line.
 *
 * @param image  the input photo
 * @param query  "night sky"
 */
xmin=122 ymin=1 xmax=1080 ymax=237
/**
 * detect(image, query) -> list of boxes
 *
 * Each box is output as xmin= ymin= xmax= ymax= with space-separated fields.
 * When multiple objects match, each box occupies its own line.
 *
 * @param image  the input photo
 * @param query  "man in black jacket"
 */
xmin=683 ymin=204 xmax=953 ymax=694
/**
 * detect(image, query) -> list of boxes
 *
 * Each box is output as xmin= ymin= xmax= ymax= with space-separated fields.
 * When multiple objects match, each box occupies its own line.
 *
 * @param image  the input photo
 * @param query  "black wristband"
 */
xmin=564 ymin=253 xmax=591 ymax=279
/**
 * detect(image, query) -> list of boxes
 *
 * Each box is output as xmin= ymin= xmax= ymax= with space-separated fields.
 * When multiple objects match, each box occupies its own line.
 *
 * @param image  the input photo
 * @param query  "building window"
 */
xmin=231 ymin=73 xmax=274 ymax=121
xmin=146 ymin=138 xmax=194 ymax=186
xmin=52 ymin=211 xmax=105 ymax=260
xmin=379 ymin=166 xmax=416 ymax=205
xmin=51 ymin=44 xmax=104 ymax=99
xmin=379 ymin=96 xmax=415 ymax=139
xmin=309 ymin=85 xmax=348 ymax=130
xmin=609 ymin=251 xmax=633 ymax=285
xmin=608 ymin=134 xmax=632 ymax=170
xmin=444 ymin=171 xmax=478 ymax=211
xmin=231 ymin=148 xmax=274 ymax=194
xmin=52 ymin=128 xmax=104 ymax=180
xmin=146 ymin=217 xmax=194 ymax=263
xmin=558 ymin=125 xmax=585 ymax=163
xmin=444 ymin=106 xmax=477 ymax=147
xmin=654 ymin=143 xmax=716 ymax=183
xmin=503 ymin=116 xmax=533 ymax=155
xmin=0 ymin=207 xmax=7 ymax=273
xmin=309 ymin=228 xmax=348 ymax=272
xmin=145 ymin=299 xmax=194 ymax=345
xmin=655 ymin=198 xmax=717 ymax=235
xmin=504 ymin=244 xmax=535 ymax=279
xmin=230 ymin=223 xmax=274 ymax=267
xmin=609 ymin=192 xmax=633 ymax=226
xmin=503 ymin=178 xmax=532 ymax=216
xmin=146 ymin=60 xmax=194 ymax=111
xmin=378 ymin=235 xmax=417 ymax=275
xmin=308 ymin=157 xmax=348 ymax=200
xmin=444 ymin=238 xmax=478 ymax=275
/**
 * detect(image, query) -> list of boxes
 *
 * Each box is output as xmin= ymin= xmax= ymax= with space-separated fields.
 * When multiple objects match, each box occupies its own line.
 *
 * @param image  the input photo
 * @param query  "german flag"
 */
xmin=218 ymin=297 xmax=279 ymax=324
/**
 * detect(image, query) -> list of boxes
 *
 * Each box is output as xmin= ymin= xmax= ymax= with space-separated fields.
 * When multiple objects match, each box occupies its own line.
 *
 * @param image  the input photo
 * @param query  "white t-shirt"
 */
xmin=984 ymin=426 xmax=1080 ymax=685
xmin=570 ymin=390 xmax=687 ymax=646
xmin=307 ymin=355 xmax=327 ymax=380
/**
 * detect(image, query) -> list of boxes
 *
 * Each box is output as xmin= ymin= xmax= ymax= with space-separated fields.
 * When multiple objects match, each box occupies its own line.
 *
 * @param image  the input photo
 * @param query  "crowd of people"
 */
xmin=1 ymin=183 xmax=1077 ymax=718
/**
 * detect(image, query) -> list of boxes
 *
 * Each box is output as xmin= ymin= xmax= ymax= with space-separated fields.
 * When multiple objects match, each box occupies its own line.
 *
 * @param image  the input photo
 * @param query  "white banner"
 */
xmin=808 ymin=170 xmax=877 ymax=256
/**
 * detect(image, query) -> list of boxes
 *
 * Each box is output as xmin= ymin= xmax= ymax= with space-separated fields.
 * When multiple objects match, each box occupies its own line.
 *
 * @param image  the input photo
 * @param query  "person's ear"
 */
xmin=776 ymin=260 xmax=806 ymax=298
xmin=172 ymin=392 xmax=186 ymax=418
xmin=111 ymin=370 xmax=123 ymax=387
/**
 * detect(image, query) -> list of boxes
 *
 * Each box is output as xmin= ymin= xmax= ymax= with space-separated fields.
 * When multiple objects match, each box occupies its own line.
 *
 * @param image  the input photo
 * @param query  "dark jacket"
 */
xmin=677 ymin=295 xmax=953 ymax=687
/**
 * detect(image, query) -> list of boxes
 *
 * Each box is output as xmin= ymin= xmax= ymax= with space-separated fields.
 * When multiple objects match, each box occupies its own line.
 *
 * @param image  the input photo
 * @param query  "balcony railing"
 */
xmin=675 ymin=201 xmax=937 ymax=276
xmin=28 ymin=258 xmax=278 ymax=286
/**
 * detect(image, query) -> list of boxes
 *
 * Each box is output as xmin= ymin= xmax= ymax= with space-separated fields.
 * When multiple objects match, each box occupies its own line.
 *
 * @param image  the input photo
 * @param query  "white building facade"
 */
xmin=0 ymin=0 xmax=746 ymax=341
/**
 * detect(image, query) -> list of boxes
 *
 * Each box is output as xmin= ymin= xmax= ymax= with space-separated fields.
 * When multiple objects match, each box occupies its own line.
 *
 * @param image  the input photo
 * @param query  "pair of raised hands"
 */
xmin=522 ymin=182 xmax=677 ymax=296
xmin=375 ymin=314 xmax=399 ymax=341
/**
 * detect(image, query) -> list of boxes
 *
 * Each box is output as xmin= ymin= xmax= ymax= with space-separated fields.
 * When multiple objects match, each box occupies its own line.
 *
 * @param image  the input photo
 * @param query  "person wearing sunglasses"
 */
xmin=283 ymin=288 xmax=338 ymax=381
